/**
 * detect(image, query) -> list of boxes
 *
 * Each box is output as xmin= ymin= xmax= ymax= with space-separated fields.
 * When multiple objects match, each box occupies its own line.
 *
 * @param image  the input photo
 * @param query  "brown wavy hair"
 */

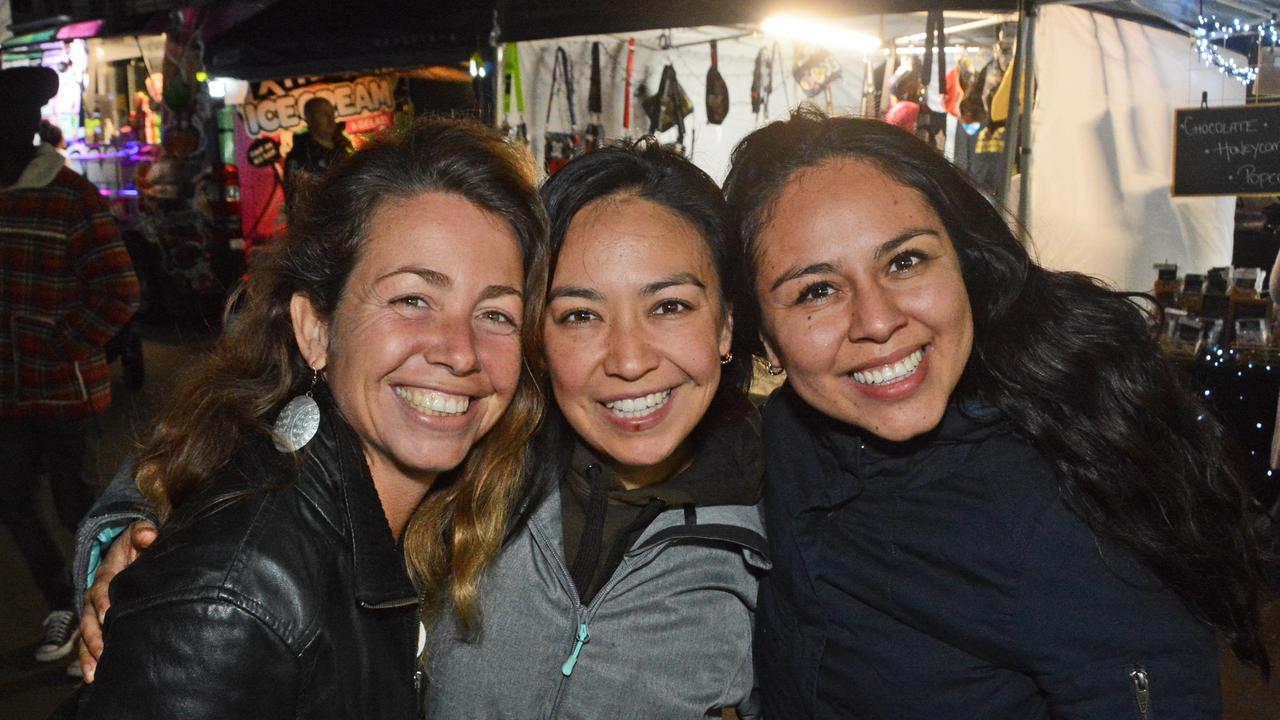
xmin=135 ymin=117 xmax=549 ymax=629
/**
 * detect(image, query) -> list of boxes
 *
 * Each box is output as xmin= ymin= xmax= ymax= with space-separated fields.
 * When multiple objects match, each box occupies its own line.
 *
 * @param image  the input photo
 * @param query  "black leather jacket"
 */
xmin=80 ymin=402 xmax=421 ymax=719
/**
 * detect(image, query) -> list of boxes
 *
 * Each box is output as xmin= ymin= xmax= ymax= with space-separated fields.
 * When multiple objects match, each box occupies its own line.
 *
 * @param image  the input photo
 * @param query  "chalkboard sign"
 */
xmin=1173 ymin=103 xmax=1280 ymax=196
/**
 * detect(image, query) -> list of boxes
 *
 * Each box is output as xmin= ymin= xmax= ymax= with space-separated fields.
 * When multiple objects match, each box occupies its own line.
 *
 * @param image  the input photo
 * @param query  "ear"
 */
xmin=290 ymin=292 xmax=329 ymax=371
xmin=718 ymin=305 xmax=734 ymax=359
xmin=759 ymin=331 xmax=782 ymax=370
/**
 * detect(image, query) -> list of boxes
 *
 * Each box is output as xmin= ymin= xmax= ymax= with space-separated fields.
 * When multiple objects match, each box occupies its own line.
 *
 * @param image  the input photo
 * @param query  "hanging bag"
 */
xmin=545 ymin=46 xmax=582 ymax=175
xmin=584 ymin=41 xmax=606 ymax=151
xmin=706 ymin=40 xmax=729 ymax=124
xmin=643 ymin=64 xmax=693 ymax=134
xmin=502 ymin=42 xmax=528 ymax=145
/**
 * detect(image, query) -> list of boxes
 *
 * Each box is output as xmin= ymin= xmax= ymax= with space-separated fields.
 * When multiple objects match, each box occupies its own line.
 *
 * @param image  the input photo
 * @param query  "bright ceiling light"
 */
xmin=761 ymin=14 xmax=881 ymax=53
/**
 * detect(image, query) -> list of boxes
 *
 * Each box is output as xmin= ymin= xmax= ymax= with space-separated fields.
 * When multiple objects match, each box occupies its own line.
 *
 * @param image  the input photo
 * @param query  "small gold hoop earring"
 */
xmin=719 ymin=352 xmax=733 ymax=365
xmin=764 ymin=360 xmax=784 ymax=376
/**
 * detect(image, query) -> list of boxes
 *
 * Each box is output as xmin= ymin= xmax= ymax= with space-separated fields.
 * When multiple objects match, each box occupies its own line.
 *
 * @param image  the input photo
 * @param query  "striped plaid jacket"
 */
xmin=1 ymin=145 xmax=139 ymax=419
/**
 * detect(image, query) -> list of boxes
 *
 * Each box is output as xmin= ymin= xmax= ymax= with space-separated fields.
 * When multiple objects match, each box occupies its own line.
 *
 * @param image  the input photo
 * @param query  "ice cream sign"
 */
xmin=239 ymin=76 xmax=394 ymax=136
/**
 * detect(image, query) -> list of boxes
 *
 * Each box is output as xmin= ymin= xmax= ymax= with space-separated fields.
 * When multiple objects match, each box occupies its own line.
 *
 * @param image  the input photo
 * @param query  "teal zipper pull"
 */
xmin=560 ymin=622 xmax=590 ymax=676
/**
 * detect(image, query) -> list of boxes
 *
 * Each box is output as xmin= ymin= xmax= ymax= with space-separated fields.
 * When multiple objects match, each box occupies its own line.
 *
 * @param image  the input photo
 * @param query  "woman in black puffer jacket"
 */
xmin=724 ymin=109 xmax=1271 ymax=719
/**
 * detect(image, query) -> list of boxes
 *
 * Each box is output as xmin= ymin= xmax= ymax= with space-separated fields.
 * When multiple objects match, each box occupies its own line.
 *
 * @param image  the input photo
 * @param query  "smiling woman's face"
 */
xmin=294 ymin=191 xmax=525 ymax=486
xmin=544 ymin=195 xmax=731 ymax=486
xmin=755 ymin=159 xmax=973 ymax=442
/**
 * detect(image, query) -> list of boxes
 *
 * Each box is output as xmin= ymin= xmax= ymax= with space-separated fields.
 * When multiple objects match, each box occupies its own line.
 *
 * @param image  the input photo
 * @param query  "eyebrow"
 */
xmin=379 ymin=268 xmax=521 ymax=300
xmin=377 ymin=267 xmax=450 ymax=287
xmin=873 ymin=229 xmax=940 ymax=261
xmin=641 ymin=272 xmax=706 ymax=296
xmin=548 ymin=272 xmax=707 ymax=303
xmin=548 ymin=285 xmax=603 ymax=302
xmin=769 ymin=262 xmax=838 ymax=292
xmin=480 ymin=284 xmax=522 ymax=301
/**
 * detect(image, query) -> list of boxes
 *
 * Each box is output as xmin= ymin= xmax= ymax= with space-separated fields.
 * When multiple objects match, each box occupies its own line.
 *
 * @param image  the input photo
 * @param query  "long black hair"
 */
xmin=723 ymin=108 xmax=1271 ymax=673
xmin=523 ymin=139 xmax=754 ymax=506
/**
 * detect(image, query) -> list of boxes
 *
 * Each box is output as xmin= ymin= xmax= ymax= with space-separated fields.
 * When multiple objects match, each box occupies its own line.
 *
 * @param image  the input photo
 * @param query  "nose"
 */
xmin=602 ymin=316 xmax=660 ymax=381
xmin=848 ymin=282 xmax=908 ymax=344
xmin=424 ymin=312 xmax=480 ymax=375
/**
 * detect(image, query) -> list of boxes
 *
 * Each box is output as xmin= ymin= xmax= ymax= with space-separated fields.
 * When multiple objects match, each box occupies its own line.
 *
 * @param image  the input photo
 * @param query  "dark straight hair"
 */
xmin=724 ymin=107 xmax=1271 ymax=674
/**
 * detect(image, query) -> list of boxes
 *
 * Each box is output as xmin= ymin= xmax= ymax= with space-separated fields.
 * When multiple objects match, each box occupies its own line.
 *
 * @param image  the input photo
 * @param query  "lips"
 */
xmin=392 ymin=386 xmax=472 ymax=416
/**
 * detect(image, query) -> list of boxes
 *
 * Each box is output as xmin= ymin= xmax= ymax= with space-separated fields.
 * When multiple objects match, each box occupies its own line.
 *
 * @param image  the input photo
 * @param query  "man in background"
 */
xmin=0 ymin=66 xmax=139 ymax=674
xmin=283 ymin=97 xmax=352 ymax=202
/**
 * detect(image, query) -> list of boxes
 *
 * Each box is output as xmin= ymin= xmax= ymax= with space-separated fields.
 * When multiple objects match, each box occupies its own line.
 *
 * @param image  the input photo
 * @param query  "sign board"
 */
xmin=246 ymin=137 xmax=281 ymax=167
xmin=238 ymin=75 xmax=394 ymax=137
xmin=1173 ymin=103 xmax=1280 ymax=196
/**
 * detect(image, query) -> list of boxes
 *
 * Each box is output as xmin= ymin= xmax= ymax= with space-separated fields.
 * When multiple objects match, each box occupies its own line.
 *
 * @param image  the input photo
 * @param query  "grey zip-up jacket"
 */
xmin=423 ymin=481 xmax=769 ymax=720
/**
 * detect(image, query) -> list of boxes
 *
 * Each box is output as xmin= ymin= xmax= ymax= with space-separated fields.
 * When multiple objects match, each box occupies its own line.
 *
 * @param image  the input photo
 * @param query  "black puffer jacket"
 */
xmin=80 ymin=396 xmax=420 ymax=720
xmin=756 ymin=385 xmax=1220 ymax=719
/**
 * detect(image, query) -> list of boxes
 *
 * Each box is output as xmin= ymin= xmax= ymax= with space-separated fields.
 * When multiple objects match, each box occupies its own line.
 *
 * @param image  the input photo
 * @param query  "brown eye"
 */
xmin=653 ymin=299 xmax=692 ymax=315
xmin=557 ymin=309 xmax=597 ymax=325
xmin=889 ymin=251 xmax=926 ymax=274
xmin=796 ymin=281 xmax=835 ymax=305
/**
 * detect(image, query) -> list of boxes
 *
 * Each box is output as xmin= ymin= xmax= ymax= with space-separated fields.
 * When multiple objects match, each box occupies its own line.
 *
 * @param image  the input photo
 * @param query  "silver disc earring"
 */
xmin=273 ymin=369 xmax=321 ymax=453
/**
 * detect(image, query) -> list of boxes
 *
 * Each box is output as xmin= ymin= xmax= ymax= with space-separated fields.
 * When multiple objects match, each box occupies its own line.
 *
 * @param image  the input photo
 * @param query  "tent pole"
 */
xmin=1016 ymin=3 xmax=1039 ymax=239
xmin=996 ymin=0 xmax=1030 ymax=210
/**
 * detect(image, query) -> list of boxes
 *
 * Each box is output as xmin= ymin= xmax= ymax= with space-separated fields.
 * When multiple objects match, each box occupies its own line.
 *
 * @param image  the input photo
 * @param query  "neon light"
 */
xmin=56 ymin=20 xmax=104 ymax=40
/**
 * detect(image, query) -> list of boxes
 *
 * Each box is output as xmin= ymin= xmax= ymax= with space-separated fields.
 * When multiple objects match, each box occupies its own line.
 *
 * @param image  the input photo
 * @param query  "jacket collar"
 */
xmin=310 ymin=384 xmax=418 ymax=609
xmin=564 ymin=396 xmax=764 ymax=508
xmin=2 ymin=143 xmax=63 ymax=192
xmin=767 ymin=383 xmax=1006 ymax=507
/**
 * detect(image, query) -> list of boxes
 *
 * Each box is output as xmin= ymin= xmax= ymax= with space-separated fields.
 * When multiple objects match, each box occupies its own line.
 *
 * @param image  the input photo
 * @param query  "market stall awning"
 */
xmin=204 ymin=0 xmax=492 ymax=80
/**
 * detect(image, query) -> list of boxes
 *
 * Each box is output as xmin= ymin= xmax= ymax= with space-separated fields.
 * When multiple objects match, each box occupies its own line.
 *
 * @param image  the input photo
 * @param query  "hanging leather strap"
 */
xmin=588 ymin=41 xmax=602 ymax=115
xmin=623 ymin=38 xmax=635 ymax=131
xmin=545 ymin=46 xmax=577 ymax=127
xmin=503 ymin=42 xmax=524 ymax=115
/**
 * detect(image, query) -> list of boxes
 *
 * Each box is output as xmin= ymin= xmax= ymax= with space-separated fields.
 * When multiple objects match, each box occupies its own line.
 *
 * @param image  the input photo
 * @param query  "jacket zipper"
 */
xmin=560 ymin=621 xmax=590 ymax=676
xmin=1130 ymin=665 xmax=1151 ymax=720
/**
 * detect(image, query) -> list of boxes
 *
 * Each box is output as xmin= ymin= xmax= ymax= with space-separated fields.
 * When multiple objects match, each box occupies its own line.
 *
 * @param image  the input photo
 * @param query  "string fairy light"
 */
xmin=1192 ymin=14 xmax=1280 ymax=85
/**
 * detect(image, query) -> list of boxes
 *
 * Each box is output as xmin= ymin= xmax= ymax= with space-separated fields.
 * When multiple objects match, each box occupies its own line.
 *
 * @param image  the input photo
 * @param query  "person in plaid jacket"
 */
xmin=0 ymin=66 xmax=140 ymax=670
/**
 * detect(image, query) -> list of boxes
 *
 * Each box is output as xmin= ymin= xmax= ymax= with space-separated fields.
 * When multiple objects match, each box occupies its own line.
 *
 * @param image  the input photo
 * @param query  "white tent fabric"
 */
xmin=1029 ymin=5 xmax=1245 ymax=291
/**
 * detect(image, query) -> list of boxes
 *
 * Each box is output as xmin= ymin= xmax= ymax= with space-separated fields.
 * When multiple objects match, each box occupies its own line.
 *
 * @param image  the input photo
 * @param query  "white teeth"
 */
xmin=394 ymin=386 xmax=471 ymax=416
xmin=851 ymin=349 xmax=925 ymax=386
xmin=605 ymin=390 xmax=672 ymax=418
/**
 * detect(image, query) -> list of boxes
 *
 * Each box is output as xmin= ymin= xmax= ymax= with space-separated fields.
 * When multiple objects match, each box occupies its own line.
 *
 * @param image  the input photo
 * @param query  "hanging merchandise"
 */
xmin=706 ymin=40 xmax=729 ymax=125
xmin=502 ymin=43 xmax=528 ymax=145
xmin=585 ymin=41 xmax=606 ymax=151
xmin=623 ymin=38 xmax=636 ymax=138
xmin=915 ymin=9 xmax=948 ymax=151
xmin=989 ymin=59 xmax=1015 ymax=124
xmin=793 ymin=44 xmax=842 ymax=99
xmin=750 ymin=46 xmax=769 ymax=116
xmin=860 ymin=59 xmax=881 ymax=118
xmin=752 ymin=42 xmax=787 ymax=122
xmin=545 ymin=46 xmax=582 ymax=175
xmin=643 ymin=64 xmax=694 ymax=155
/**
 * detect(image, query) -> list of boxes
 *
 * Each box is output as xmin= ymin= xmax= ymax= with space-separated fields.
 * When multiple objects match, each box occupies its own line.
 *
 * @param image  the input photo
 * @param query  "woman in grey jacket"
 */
xmin=423 ymin=141 xmax=766 ymax=719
